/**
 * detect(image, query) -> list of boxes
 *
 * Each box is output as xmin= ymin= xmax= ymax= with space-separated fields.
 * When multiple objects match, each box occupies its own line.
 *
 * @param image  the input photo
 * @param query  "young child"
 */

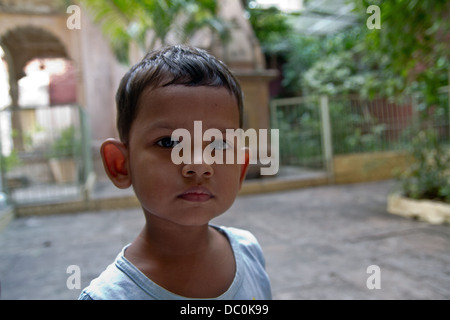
xmin=79 ymin=45 xmax=272 ymax=300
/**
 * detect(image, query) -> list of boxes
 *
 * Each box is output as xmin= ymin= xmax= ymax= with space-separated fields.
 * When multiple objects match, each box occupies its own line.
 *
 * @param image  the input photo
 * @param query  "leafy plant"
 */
xmin=49 ymin=126 xmax=81 ymax=159
xmin=398 ymin=129 xmax=450 ymax=202
xmin=351 ymin=0 xmax=450 ymax=106
xmin=3 ymin=150 xmax=21 ymax=172
xmin=246 ymin=4 xmax=293 ymax=56
xmin=301 ymin=45 xmax=405 ymax=99
xmin=347 ymin=0 xmax=450 ymax=203
xmin=80 ymin=0 xmax=230 ymax=64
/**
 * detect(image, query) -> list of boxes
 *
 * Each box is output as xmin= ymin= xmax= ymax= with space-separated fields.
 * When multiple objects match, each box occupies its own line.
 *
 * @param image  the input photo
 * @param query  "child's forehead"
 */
xmin=137 ymin=85 xmax=239 ymax=111
xmin=134 ymin=85 xmax=240 ymax=125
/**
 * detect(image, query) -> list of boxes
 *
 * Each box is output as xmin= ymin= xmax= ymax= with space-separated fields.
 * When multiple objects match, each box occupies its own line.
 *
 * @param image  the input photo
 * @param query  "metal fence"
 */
xmin=0 ymin=104 xmax=93 ymax=206
xmin=270 ymin=96 xmax=325 ymax=169
xmin=270 ymin=89 xmax=450 ymax=170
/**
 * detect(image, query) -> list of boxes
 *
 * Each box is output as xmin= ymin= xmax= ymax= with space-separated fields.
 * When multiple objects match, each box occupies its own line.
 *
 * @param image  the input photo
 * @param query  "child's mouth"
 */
xmin=178 ymin=186 xmax=213 ymax=202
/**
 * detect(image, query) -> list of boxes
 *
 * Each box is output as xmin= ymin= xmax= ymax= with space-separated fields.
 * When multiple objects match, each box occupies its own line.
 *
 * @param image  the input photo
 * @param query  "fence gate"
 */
xmin=0 ymin=104 xmax=93 ymax=207
xmin=270 ymin=96 xmax=332 ymax=180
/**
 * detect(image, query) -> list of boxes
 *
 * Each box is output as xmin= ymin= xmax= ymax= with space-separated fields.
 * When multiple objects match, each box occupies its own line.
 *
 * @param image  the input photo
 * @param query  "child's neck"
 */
xmin=141 ymin=221 xmax=213 ymax=258
xmin=128 ymin=212 xmax=215 ymax=260
xmin=124 ymin=212 xmax=236 ymax=298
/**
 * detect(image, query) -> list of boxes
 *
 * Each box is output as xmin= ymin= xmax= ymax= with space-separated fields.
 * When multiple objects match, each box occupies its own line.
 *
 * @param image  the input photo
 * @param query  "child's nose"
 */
xmin=181 ymin=162 xmax=214 ymax=179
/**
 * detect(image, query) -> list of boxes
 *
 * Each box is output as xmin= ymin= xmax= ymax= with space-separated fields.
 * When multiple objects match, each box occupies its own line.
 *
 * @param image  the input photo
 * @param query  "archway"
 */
xmin=0 ymin=26 xmax=72 ymax=150
xmin=0 ymin=26 xmax=87 ymax=205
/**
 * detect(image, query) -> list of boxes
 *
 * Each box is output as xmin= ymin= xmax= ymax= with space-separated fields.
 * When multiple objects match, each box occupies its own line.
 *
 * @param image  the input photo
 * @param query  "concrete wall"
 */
xmin=333 ymin=151 xmax=413 ymax=184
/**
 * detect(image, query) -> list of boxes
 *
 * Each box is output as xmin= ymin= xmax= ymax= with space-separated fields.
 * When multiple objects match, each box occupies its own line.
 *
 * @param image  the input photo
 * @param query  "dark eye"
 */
xmin=156 ymin=137 xmax=180 ymax=148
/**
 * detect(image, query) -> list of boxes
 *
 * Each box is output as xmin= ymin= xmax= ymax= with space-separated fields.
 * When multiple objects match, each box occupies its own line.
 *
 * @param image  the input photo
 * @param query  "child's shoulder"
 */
xmin=215 ymin=225 xmax=259 ymax=244
xmin=212 ymin=225 xmax=266 ymax=265
xmin=78 ymin=245 xmax=148 ymax=300
xmin=212 ymin=225 xmax=271 ymax=299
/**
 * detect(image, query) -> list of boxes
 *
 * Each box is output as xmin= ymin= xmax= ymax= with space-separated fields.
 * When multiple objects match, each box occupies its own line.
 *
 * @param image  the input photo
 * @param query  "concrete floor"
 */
xmin=0 ymin=180 xmax=449 ymax=300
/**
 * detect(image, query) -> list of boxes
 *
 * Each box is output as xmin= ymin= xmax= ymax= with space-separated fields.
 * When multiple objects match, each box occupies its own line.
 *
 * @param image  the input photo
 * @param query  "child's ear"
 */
xmin=239 ymin=147 xmax=250 ymax=186
xmin=100 ymin=139 xmax=131 ymax=189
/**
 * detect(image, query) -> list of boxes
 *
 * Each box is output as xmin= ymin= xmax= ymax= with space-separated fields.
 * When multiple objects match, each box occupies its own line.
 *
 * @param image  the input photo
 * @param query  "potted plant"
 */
xmin=48 ymin=126 xmax=81 ymax=183
xmin=388 ymin=129 xmax=450 ymax=224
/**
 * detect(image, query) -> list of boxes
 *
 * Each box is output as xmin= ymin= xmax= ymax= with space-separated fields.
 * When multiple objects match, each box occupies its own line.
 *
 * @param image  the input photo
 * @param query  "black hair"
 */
xmin=115 ymin=45 xmax=243 ymax=143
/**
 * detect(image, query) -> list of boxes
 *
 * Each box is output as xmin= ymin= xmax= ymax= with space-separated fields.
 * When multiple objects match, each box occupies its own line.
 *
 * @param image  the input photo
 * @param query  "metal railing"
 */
xmin=270 ymin=90 xmax=450 ymax=174
xmin=0 ymin=104 xmax=94 ymax=206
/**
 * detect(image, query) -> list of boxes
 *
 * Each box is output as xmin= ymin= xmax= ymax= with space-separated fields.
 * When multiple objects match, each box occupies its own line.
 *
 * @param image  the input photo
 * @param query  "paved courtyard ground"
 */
xmin=0 ymin=180 xmax=449 ymax=299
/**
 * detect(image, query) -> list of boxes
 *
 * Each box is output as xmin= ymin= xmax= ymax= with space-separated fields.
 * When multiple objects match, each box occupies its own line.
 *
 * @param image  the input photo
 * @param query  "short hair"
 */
xmin=115 ymin=45 xmax=244 ymax=143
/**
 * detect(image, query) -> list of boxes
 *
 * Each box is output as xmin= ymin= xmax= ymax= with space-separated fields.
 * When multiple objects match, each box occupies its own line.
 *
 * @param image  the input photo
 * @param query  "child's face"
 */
xmin=127 ymin=85 xmax=246 ymax=227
